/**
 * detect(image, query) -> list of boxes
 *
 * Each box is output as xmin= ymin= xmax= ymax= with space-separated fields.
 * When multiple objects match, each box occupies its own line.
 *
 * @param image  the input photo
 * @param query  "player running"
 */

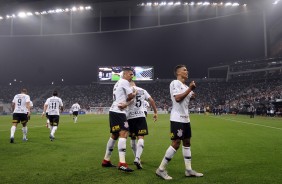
xmin=41 ymin=91 xmax=63 ymax=141
xmin=71 ymin=102 xmax=81 ymax=123
xmin=10 ymin=88 xmax=31 ymax=143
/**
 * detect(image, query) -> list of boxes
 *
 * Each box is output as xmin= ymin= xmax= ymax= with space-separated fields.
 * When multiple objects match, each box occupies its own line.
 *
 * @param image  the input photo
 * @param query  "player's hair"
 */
xmin=174 ymin=64 xmax=186 ymax=77
xmin=123 ymin=67 xmax=133 ymax=73
xmin=21 ymin=88 xmax=28 ymax=94
xmin=53 ymin=91 xmax=58 ymax=96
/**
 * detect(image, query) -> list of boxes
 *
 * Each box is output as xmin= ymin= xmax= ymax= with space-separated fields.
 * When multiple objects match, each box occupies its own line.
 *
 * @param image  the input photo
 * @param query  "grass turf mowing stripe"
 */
xmin=211 ymin=115 xmax=282 ymax=131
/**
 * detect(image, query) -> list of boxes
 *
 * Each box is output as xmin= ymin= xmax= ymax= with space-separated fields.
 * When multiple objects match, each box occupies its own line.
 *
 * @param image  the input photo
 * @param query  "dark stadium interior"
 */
xmin=0 ymin=0 xmax=281 ymax=115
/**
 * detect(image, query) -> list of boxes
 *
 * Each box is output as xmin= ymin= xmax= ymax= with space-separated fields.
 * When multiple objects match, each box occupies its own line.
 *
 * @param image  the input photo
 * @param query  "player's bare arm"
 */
xmin=12 ymin=102 xmax=15 ymax=112
xmin=148 ymin=97 xmax=158 ymax=122
xmin=174 ymin=81 xmax=196 ymax=102
xmin=26 ymin=102 xmax=31 ymax=116
xmin=41 ymin=104 xmax=48 ymax=118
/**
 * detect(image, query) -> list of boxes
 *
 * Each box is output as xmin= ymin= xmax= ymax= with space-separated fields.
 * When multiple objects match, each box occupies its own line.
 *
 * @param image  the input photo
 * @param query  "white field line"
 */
xmin=211 ymin=116 xmax=282 ymax=131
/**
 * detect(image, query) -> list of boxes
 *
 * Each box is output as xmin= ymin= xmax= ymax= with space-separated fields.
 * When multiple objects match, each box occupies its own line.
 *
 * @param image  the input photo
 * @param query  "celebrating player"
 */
xmin=101 ymin=68 xmax=137 ymax=172
xmin=10 ymin=88 xmax=31 ymax=143
xmin=128 ymin=82 xmax=158 ymax=169
xmin=156 ymin=65 xmax=203 ymax=180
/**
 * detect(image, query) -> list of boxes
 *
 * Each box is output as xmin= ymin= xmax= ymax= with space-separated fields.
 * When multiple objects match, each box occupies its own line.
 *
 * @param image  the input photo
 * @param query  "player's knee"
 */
xmin=172 ymin=140 xmax=181 ymax=150
xmin=111 ymin=133 xmax=119 ymax=140
xmin=183 ymin=139 xmax=191 ymax=147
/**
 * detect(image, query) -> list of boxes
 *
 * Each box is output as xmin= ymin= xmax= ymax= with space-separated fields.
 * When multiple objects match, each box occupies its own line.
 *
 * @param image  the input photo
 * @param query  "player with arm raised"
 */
xmin=41 ymin=91 xmax=63 ymax=141
xmin=10 ymin=88 xmax=31 ymax=143
xmin=128 ymin=82 xmax=158 ymax=169
xmin=156 ymin=65 xmax=203 ymax=180
xmin=71 ymin=102 xmax=81 ymax=123
xmin=102 ymin=68 xmax=137 ymax=172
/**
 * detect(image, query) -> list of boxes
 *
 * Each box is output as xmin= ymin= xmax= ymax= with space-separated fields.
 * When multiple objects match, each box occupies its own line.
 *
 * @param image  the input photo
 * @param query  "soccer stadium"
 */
xmin=0 ymin=0 xmax=281 ymax=183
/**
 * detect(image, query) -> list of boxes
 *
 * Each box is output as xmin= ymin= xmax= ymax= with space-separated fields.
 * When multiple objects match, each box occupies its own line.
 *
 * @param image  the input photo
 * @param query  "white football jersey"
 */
xmin=12 ymin=94 xmax=30 ymax=114
xmin=109 ymin=78 xmax=133 ymax=114
xmin=170 ymin=80 xmax=194 ymax=123
xmin=45 ymin=96 xmax=63 ymax=115
xmin=144 ymin=100 xmax=150 ymax=112
xmin=71 ymin=103 xmax=80 ymax=112
xmin=30 ymin=101 xmax=33 ymax=108
xmin=127 ymin=86 xmax=151 ymax=119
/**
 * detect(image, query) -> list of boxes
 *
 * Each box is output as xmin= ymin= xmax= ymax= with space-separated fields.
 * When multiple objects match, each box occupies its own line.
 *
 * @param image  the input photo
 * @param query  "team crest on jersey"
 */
xmin=177 ymin=129 xmax=183 ymax=137
xmin=124 ymin=121 xmax=129 ymax=128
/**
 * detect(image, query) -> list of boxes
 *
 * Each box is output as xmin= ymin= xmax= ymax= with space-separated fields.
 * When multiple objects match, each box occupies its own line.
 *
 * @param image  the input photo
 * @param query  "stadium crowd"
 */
xmin=1 ymin=77 xmax=281 ymax=116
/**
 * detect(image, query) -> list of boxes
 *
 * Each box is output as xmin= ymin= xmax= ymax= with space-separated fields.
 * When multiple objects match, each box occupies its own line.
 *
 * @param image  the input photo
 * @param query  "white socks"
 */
xmin=118 ymin=138 xmax=127 ymax=163
xmin=135 ymin=139 xmax=144 ymax=162
xmin=74 ymin=117 xmax=78 ymax=123
xmin=159 ymin=146 xmax=176 ymax=170
xmin=22 ymin=127 xmax=28 ymax=139
xmin=130 ymin=139 xmax=137 ymax=157
xmin=104 ymin=137 xmax=116 ymax=161
xmin=51 ymin=126 xmax=58 ymax=137
xmin=10 ymin=126 xmax=16 ymax=138
xmin=183 ymin=146 xmax=192 ymax=170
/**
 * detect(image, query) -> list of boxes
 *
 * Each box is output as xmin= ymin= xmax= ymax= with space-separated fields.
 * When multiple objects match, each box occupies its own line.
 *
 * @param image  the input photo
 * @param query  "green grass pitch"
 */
xmin=0 ymin=114 xmax=282 ymax=184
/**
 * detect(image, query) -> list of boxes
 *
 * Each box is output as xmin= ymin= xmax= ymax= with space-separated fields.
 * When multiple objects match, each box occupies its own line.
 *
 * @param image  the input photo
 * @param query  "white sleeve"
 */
xmin=12 ymin=95 xmax=16 ymax=103
xmin=121 ymin=80 xmax=133 ymax=95
xmin=44 ymin=98 xmax=49 ymax=105
xmin=26 ymin=95 xmax=31 ymax=103
xmin=144 ymin=90 xmax=151 ymax=100
xmin=171 ymin=81 xmax=181 ymax=96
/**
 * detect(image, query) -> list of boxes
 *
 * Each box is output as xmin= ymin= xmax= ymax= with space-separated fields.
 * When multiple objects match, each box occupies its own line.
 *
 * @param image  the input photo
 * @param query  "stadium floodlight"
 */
xmin=6 ymin=15 xmax=11 ymax=19
xmin=48 ymin=10 xmax=55 ymax=14
xmin=12 ymin=14 xmax=16 ymax=18
xmin=41 ymin=11 xmax=47 ymax=14
xmin=35 ymin=12 xmax=40 ymax=15
xmin=18 ymin=12 xmax=27 ymax=18
xmin=146 ymin=2 xmax=152 ymax=6
xmin=160 ymin=2 xmax=167 ymax=6
xmin=167 ymin=2 xmax=174 ymax=6
xmin=55 ymin=9 xmax=64 ymax=13
xmin=203 ymin=2 xmax=210 ymax=6
xmin=190 ymin=2 xmax=195 ymax=5
xmin=153 ymin=2 xmax=159 ymax=6
xmin=72 ymin=7 xmax=77 ymax=11
xmin=197 ymin=2 xmax=203 ymax=5
xmin=174 ymin=2 xmax=181 ymax=6
xmin=85 ymin=6 xmax=91 ymax=10
xmin=26 ymin=12 xmax=33 ymax=16
xmin=183 ymin=2 xmax=188 ymax=5
xmin=79 ymin=6 xmax=84 ymax=10
xmin=65 ymin=8 xmax=70 ymax=12
xmin=273 ymin=0 xmax=280 ymax=4
xmin=225 ymin=2 xmax=232 ymax=6
xmin=0 ymin=16 xmax=3 ymax=20
xmin=232 ymin=3 xmax=240 ymax=6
